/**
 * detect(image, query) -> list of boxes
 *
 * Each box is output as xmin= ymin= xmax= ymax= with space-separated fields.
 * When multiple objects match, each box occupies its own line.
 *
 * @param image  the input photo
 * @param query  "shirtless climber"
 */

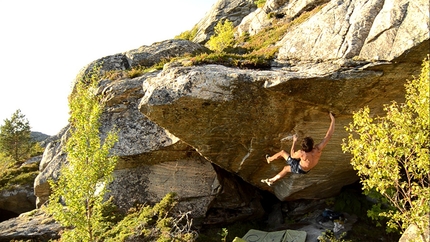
xmin=261 ymin=112 xmax=335 ymax=186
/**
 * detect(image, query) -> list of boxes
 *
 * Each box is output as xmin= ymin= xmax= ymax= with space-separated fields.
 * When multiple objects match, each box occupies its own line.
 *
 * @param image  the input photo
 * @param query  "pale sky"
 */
xmin=0 ymin=0 xmax=217 ymax=135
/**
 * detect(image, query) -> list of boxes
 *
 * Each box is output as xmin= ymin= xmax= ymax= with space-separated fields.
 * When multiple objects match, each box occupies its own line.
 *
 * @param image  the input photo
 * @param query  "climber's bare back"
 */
xmin=294 ymin=148 xmax=322 ymax=171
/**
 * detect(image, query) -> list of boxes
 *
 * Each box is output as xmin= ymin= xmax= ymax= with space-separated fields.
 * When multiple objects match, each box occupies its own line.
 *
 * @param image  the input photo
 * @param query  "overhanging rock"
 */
xmin=136 ymin=63 xmax=364 ymax=200
xmin=138 ymin=44 xmax=427 ymax=201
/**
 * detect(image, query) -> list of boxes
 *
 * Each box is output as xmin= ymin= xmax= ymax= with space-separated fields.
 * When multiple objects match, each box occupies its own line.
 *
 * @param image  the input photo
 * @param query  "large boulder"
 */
xmin=138 ymin=44 xmax=428 ymax=202
xmin=0 ymin=210 xmax=61 ymax=242
xmin=138 ymin=63 xmax=352 ymax=201
xmin=0 ymin=185 xmax=35 ymax=216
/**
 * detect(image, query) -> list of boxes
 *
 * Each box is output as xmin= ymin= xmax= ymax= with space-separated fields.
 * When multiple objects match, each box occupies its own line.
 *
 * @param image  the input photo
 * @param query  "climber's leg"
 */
xmin=266 ymin=150 xmax=290 ymax=164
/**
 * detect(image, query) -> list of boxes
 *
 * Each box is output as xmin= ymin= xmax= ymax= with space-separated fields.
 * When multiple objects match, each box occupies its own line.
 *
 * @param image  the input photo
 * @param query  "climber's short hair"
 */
xmin=302 ymin=137 xmax=314 ymax=152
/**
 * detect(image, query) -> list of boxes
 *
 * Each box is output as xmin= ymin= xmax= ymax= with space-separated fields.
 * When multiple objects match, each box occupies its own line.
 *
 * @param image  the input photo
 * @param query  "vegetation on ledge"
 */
xmin=0 ymin=161 xmax=39 ymax=192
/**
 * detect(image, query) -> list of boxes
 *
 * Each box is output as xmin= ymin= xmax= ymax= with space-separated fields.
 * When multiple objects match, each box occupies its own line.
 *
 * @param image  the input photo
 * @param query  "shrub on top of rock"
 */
xmin=207 ymin=19 xmax=235 ymax=53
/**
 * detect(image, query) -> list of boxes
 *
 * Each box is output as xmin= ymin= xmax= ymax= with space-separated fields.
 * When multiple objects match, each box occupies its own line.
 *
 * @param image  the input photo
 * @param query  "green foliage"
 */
xmin=0 ymin=109 xmax=36 ymax=163
xmin=175 ymin=26 xmax=198 ymax=41
xmin=342 ymin=57 xmax=429 ymax=239
xmin=220 ymin=228 xmax=228 ymax=242
xmin=187 ymin=52 xmax=272 ymax=69
xmin=0 ymin=152 xmax=14 ymax=172
xmin=102 ymin=60 xmax=170 ymax=81
xmin=318 ymin=230 xmax=351 ymax=242
xmin=103 ymin=193 xmax=197 ymax=242
xmin=47 ymin=64 xmax=119 ymax=242
xmin=254 ymin=0 xmax=266 ymax=8
xmin=333 ymin=189 xmax=370 ymax=219
xmin=0 ymin=115 xmax=41 ymax=191
xmin=207 ymin=19 xmax=235 ymax=53
xmin=30 ymin=142 xmax=45 ymax=157
xmin=0 ymin=162 xmax=39 ymax=191
xmin=125 ymin=65 xmax=147 ymax=78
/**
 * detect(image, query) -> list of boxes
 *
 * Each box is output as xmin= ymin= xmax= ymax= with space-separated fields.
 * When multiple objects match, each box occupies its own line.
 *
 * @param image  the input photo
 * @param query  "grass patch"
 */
xmin=102 ymin=60 xmax=169 ymax=81
xmin=175 ymin=25 xmax=199 ymax=41
xmin=187 ymin=52 xmax=272 ymax=69
xmin=0 ymin=162 xmax=39 ymax=192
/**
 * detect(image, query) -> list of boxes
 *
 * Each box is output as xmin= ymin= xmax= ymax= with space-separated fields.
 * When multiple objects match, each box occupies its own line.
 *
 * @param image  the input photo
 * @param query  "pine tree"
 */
xmin=0 ymin=109 xmax=34 ymax=163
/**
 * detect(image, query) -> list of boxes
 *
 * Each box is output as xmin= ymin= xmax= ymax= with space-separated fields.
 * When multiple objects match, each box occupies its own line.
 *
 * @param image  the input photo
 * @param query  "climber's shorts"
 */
xmin=286 ymin=156 xmax=309 ymax=174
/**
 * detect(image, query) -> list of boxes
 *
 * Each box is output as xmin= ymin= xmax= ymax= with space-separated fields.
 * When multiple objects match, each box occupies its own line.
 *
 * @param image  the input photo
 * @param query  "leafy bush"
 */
xmin=175 ymin=26 xmax=198 ymax=41
xmin=254 ymin=0 xmax=266 ymax=8
xmin=342 ymin=57 xmax=429 ymax=240
xmin=318 ymin=230 xmax=351 ymax=242
xmin=0 ymin=152 xmax=14 ymax=173
xmin=207 ymin=19 xmax=235 ymax=53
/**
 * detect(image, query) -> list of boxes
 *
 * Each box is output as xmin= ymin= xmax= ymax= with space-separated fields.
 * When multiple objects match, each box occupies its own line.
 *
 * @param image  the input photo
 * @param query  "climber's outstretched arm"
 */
xmin=315 ymin=112 xmax=335 ymax=151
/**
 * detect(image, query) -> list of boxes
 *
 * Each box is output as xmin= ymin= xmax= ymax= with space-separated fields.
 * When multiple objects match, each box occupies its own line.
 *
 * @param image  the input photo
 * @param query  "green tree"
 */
xmin=207 ymin=19 xmax=235 ymax=53
xmin=47 ymin=66 xmax=119 ymax=242
xmin=342 ymin=58 xmax=429 ymax=240
xmin=0 ymin=109 xmax=35 ymax=163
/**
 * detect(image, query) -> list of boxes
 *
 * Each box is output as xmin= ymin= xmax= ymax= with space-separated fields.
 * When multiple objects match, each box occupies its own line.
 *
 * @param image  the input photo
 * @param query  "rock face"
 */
xmin=399 ymin=218 xmax=429 ymax=242
xmin=27 ymin=0 xmax=429 ymax=237
xmin=0 ymin=210 xmax=61 ymax=242
xmin=137 ymin=63 xmax=368 ymax=201
xmin=34 ymin=40 xmax=264 ymax=224
xmin=193 ymin=0 xmax=256 ymax=43
xmin=34 ymin=127 xmax=69 ymax=208
xmin=276 ymin=0 xmax=429 ymax=61
xmin=237 ymin=0 xmax=330 ymax=36
xmin=74 ymin=39 xmax=209 ymax=86
xmin=124 ymin=39 xmax=209 ymax=68
xmin=0 ymin=185 xmax=35 ymax=216
xmin=0 ymin=157 xmax=41 ymax=220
